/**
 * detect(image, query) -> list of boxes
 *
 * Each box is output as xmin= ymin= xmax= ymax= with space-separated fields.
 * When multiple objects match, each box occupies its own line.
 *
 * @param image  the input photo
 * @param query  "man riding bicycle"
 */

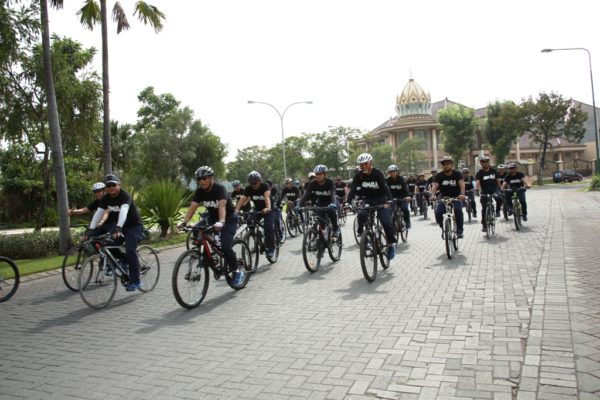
xmin=475 ymin=155 xmax=502 ymax=232
xmin=179 ymin=166 xmax=245 ymax=286
xmin=231 ymin=180 xmax=251 ymax=213
xmin=347 ymin=153 xmax=397 ymax=260
xmin=415 ymin=173 xmax=429 ymax=215
xmin=462 ymin=167 xmax=477 ymax=218
xmin=385 ymin=164 xmax=411 ymax=229
xmin=69 ymin=182 xmax=109 ymax=226
xmin=430 ymin=156 xmax=466 ymax=238
xmin=501 ymin=163 xmax=529 ymax=221
xmin=297 ymin=165 xmax=340 ymax=236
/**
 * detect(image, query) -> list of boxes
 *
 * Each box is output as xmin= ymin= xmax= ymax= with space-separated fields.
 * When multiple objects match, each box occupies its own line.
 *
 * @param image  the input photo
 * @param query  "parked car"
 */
xmin=553 ymin=169 xmax=583 ymax=183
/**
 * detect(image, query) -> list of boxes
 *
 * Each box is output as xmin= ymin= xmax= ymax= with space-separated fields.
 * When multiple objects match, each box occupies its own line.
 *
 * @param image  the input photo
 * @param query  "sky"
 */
xmin=47 ymin=0 xmax=600 ymax=162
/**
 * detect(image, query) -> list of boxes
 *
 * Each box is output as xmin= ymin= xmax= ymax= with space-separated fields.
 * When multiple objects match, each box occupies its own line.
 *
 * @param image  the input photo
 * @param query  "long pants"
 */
xmin=435 ymin=200 xmax=464 ymax=234
xmin=356 ymin=201 xmax=397 ymax=245
xmin=505 ymin=189 xmax=527 ymax=215
xmin=92 ymin=224 xmax=143 ymax=284
xmin=466 ymin=191 xmax=477 ymax=215
xmin=315 ymin=206 xmax=339 ymax=231
xmin=393 ymin=199 xmax=410 ymax=225
xmin=248 ymin=212 xmax=275 ymax=252
xmin=480 ymin=191 xmax=502 ymax=225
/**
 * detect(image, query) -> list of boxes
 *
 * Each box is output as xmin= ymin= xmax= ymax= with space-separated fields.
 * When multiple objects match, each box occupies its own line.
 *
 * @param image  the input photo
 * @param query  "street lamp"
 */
xmin=541 ymin=47 xmax=600 ymax=174
xmin=247 ymin=100 xmax=313 ymax=180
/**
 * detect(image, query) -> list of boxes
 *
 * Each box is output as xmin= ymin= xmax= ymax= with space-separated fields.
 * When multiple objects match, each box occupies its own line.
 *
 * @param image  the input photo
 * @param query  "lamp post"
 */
xmin=247 ymin=100 xmax=312 ymax=180
xmin=541 ymin=47 xmax=600 ymax=174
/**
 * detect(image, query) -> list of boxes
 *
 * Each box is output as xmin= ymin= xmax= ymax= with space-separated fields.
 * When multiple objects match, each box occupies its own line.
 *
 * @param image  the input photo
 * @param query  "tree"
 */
xmin=226 ymin=145 xmax=271 ymax=183
xmin=485 ymin=101 xmax=523 ymax=164
xmin=137 ymin=179 xmax=189 ymax=237
xmin=395 ymin=137 xmax=426 ymax=174
xmin=369 ymin=144 xmax=394 ymax=171
xmin=76 ymin=0 xmax=165 ymax=175
xmin=438 ymin=104 xmax=476 ymax=163
xmin=520 ymin=92 xmax=587 ymax=184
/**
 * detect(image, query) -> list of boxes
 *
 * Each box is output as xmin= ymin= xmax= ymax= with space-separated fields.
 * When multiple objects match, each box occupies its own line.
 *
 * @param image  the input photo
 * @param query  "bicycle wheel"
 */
xmin=267 ymin=232 xmax=280 ymax=264
xmin=172 ymin=249 xmax=209 ymax=309
xmin=485 ymin=206 xmax=493 ymax=239
xmin=328 ymin=229 xmax=342 ymax=262
xmin=444 ymin=218 xmax=454 ymax=259
xmin=243 ymin=231 xmax=259 ymax=271
xmin=185 ymin=229 xmax=194 ymax=250
xmin=377 ymin=228 xmax=390 ymax=270
xmin=412 ymin=198 xmax=418 ymax=216
xmin=360 ymin=230 xmax=377 ymax=282
xmin=62 ymin=246 xmax=89 ymax=292
xmin=452 ymin=221 xmax=459 ymax=251
xmin=422 ymin=199 xmax=428 ymax=219
xmin=286 ymin=213 xmax=299 ymax=238
xmin=276 ymin=214 xmax=286 ymax=245
xmin=0 ymin=257 xmax=19 ymax=302
xmin=503 ymin=200 xmax=509 ymax=221
xmin=340 ymin=207 xmax=347 ymax=225
xmin=225 ymin=239 xmax=252 ymax=289
xmin=353 ymin=216 xmax=361 ymax=245
xmin=137 ymin=245 xmax=160 ymax=293
xmin=302 ymin=229 xmax=321 ymax=273
xmin=513 ymin=200 xmax=522 ymax=230
xmin=466 ymin=202 xmax=472 ymax=222
xmin=79 ymin=255 xmax=117 ymax=310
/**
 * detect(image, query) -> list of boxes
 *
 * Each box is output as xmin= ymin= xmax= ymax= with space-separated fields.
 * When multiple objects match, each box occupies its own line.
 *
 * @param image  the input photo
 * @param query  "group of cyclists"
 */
xmin=75 ymin=152 xmax=530 ymax=292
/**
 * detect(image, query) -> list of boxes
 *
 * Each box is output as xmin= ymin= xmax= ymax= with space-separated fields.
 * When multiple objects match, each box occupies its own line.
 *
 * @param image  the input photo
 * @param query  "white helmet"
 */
xmin=308 ymin=172 xmax=316 ymax=179
xmin=356 ymin=153 xmax=373 ymax=164
xmin=92 ymin=182 xmax=105 ymax=191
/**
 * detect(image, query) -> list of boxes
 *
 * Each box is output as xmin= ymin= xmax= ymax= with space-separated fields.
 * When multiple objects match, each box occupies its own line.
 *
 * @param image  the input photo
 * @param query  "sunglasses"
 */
xmin=359 ymin=162 xmax=369 ymax=166
xmin=480 ymin=160 xmax=489 ymax=163
xmin=250 ymin=181 xmax=260 ymax=185
xmin=105 ymin=182 xmax=118 ymax=188
xmin=93 ymin=189 xmax=103 ymax=194
xmin=197 ymin=176 xmax=210 ymax=181
xmin=441 ymin=161 xmax=452 ymax=166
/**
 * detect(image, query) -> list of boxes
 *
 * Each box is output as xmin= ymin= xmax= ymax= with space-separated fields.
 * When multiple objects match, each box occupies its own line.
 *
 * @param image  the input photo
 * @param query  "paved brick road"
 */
xmin=1 ymin=186 xmax=599 ymax=400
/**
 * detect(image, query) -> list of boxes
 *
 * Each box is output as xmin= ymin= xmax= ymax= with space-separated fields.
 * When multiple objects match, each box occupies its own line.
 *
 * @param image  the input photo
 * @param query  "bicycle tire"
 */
xmin=328 ymin=230 xmax=342 ymax=262
xmin=444 ymin=218 xmax=453 ymax=259
xmin=353 ymin=216 xmax=361 ymax=245
xmin=466 ymin=202 xmax=472 ymax=222
xmin=340 ymin=207 xmax=347 ymax=225
xmin=172 ymin=249 xmax=209 ymax=309
xmin=360 ymin=230 xmax=377 ymax=282
xmin=503 ymin=200 xmax=509 ymax=221
xmin=276 ymin=214 xmax=286 ymax=245
xmin=422 ymin=198 xmax=428 ymax=219
xmin=0 ymin=257 xmax=19 ymax=302
xmin=377 ymin=228 xmax=390 ymax=270
xmin=514 ymin=199 xmax=522 ymax=230
xmin=412 ymin=198 xmax=418 ymax=216
xmin=452 ymin=221 xmax=459 ymax=251
xmin=79 ymin=255 xmax=117 ymax=310
xmin=137 ymin=245 xmax=160 ymax=292
xmin=485 ymin=204 xmax=493 ymax=239
xmin=243 ymin=231 xmax=259 ymax=270
xmin=62 ymin=246 xmax=89 ymax=292
xmin=286 ymin=213 xmax=299 ymax=238
xmin=185 ymin=229 xmax=194 ymax=250
xmin=267 ymin=231 xmax=280 ymax=264
xmin=302 ymin=228 xmax=321 ymax=273
xmin=225 ymin=239 xmax=252 ymax=289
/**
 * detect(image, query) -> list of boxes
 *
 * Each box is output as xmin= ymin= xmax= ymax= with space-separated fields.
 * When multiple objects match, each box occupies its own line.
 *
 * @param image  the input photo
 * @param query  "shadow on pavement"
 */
xmin=280 ymin=262 xmax=337 ymax=284
xmin=333 ymin=273 xmax=393 ymax=300
xmin=430 ymin=253 xmax=468 ymax=269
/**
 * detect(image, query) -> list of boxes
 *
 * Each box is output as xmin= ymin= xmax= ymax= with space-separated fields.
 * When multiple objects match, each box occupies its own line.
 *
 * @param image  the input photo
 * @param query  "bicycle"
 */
xmin=411 ymin=194 xmax=418 ymax=216
xmin=283 ymin=201 xmax=304 ymax=238
xmin=355 ymin=204 xmax=390 ymax=282
xmin=438 ymin=197 xmax=460 ymax=259
xmin=418 ymin=191 xmax=429 ymax=219
xmin=481 ymin=193 xmax=496 ymax=239
xmin=172 ymin=225 xmax=251 ymax=309
xmin=301 ymin=206 xmax=342 ymax=273
xmin=464 ymin=189 xmax=475 ymax=223
xmin=273 ymin=208 xmax=287 ymax=245
xmin=391 ymin=199 xmax=408 ymax=243
xmin=0 ymin=256 xmax=19 ymax=302
xmin=241 ymin=211 xmax=280 ymax=271
xmin=507 ymin=188 xmax=526 ymax=230
xmin=77 ymin=233 xmax=160 ymax=309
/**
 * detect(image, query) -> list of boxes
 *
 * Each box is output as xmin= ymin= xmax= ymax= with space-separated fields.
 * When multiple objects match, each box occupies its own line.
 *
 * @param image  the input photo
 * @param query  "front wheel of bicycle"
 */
xmin=360 ymin=230 xmax=377 ymax=282
xmin=328 ymin=230 xmax=342 ymax=262
xmin=513 ymin=200 xmax=522 ymax=230
xmin=225 ymin=239 xmax=252 ymax=290
xmin=377 ymin=228 xmax=390 ymax=270
xmin=340 ymin=207 xmax=347 ymax=225
xmin=302 ymin=228 xmax=321 ymax=273
xmin=185 ymin=229 xmax=194 ymax=250
xmin=243 ymin=231 xmax=259 ymax=271
xmin=276 ymin=214 xmax=286 ymax=245
xmin=172 ymin=249 xmax=209 ymax=309
xmin=62 ymin=246 xmax=89 ymax=292
xmin=422 ymin=200 xmax=428 ymax=219
xmin=137 ymin=245 xmax=160 ymax=293
xmin=0 ymin=257 xmax=19 ymax=302
xmin=353 ymin=216 xmax=361 ymax=245
xmin=444 ymin=218 xmax=454 ymax=260
xmin=79 ymin=255 xmax=117 ymax=310
xmin=286 ymin=213 xmax=299 ymax=238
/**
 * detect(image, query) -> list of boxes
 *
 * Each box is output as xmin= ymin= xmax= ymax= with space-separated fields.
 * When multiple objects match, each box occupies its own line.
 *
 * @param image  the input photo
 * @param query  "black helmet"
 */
xmin=195 ymin=166 xmax=214 ymax=178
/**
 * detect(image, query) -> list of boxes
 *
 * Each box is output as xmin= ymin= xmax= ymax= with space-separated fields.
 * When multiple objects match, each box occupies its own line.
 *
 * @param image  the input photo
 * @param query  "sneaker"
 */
xmin=457 ymin=232 xmax=464 ymax=239
xmin=405 ymin=221 xmax=411 ymax=229
xmin=125 ymin=281 xmax=142 ymax=292
xmin=387 ymin=246 xmax=395 ymax=260
xmin=266 ymin=250 xmax=275 ymax=259
xmin=232 ymin=270 xmax=246 ymax=286
xmin=523 ymin=214 xmax=528 ymax=221
xmin=481 ymin=225 xmax=486 ymax=232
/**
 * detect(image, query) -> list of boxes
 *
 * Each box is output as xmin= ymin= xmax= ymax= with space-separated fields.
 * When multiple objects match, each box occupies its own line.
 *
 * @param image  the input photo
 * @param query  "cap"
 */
xmin=105 ymin=174 xmax=120 ymax=184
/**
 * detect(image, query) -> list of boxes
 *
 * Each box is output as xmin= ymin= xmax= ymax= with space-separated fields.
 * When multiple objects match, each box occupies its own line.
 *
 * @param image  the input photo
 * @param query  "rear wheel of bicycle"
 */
xmin=62 ymin=246 xmax=89 ymax=292
xmin=360 ymin=230 xmax=377 ymax=282
xmin=353 ymin=216 xmax=361 ymax=245
xmin=79 ymin=255 xmax=117 ymax=310
xmin=444 ymin=218 xmax=454 ymax=259
xmin=340 ymin=207 xmax=347 ymax=225
xmin=452 ymin=221 xmax=459 ymax=251
xmin=395 ymin=214 xmax=407 ymax=243
xmin=302 ymin=228 xmax=321 ymax=273
xmin=485 ymin=207 xmax=494 ymax=239
xmin=172 ymin=249 xmax=209 ymax=309
xmin=243 ymin=231 xmax=259 ymax=270
xmin=225 ymin=239 xmax=252 ymax=289
xmin=137 ymin=245 xmax=160 ymax=293
xmin=328 ymin=230 xmax=342 ymax=262
xmin=0 ymin=257 xmax=19 ymax=302
xmin=377 ymin=228 xmax=390 ymax=270
xmin=422 ymin=199 xmax=428 ymax=219
xmin=513 ymin=200 xmax=522 ymax=230
xmin=276 ymin=214 xmax=286 ymax=244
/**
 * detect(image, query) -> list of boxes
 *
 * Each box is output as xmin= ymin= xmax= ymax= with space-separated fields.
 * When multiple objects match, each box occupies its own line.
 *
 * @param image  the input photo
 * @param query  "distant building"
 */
xmin=357 ymin=78 xmax=598 ymax=175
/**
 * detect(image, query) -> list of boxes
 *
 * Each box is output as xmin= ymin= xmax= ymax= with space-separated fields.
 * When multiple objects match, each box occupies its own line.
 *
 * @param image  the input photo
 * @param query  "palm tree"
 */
xmin=77 ymin=0 xmax=165 ymax=175
xmin=41 ymin=0 xmax=71 ymax=253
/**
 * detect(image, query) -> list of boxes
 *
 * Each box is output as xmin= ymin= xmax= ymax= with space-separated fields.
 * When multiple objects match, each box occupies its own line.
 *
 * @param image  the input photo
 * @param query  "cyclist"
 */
xmin=475 ymin=155 xmax=502 ymax=232
xmin=415 ymin=173 xmax=429 ymax=215
xmin=462 ymin=167 xmax=477 ymax=218
xmin=68 ymin=182 xmax=109 ymax=226
xmin=231 ymin=180 xmax=251 ymax=213
xmin=266 ymin=180 xmax=282 ymax=231
xmin=234 ymin=171 xmax=276 ymax=259
xmin=301 ymin=172 xmax=316 ymax=197
xmin=406 ymin=173 xmax=417 ymax=213
xmin=501 ymin=162 xmax=529 ymax=221
xmin=297 ymin=165 xmax=340 ymax=236
xmin=334 ymin=175 xmax=349 ymax=206
xmin=430 ymin=156 xmax=466 ymax=238
xmin=179 ymin=166 xmax=245 ymax=285
xmin=88 ymin=174 xmax=145 ymax=291
xmin=497 ymin=164 xmax=508 ymax=182
xmin=426 ymin=168 xmax=437 ymax=207
xmin=386 ymin=164 xmax=411 ymax=229
xmin=347 ymin=153 xmax=397 ymax=260
xmin=280 ymin=178 xmax=303 ymax=224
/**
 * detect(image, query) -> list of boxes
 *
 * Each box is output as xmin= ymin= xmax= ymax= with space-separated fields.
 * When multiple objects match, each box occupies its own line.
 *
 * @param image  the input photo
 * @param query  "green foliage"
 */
xmin=137 ymin=179 xmax=190 ymax=237
xmin=395 ymin=138 xmax=426 ymax=173
xmin=587 ymin=174 xmax=600 ymax=191
xmin=369 ymin=144 xmax=394 ymax=171
xmin=0 ymin=231 xmax=61 ymax=259
xmin=485 ymin=101 xmax=522 ymax=164
xmin=438 ymin=105 xmax=476 ymax=163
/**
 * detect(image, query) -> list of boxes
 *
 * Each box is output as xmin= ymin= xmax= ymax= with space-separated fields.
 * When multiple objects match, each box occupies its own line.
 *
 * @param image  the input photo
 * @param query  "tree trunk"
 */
xmin=40 ymin=0 xmax=70 ymax=254
xmin=537 ymin=134 xmax=549 ymax=186
xmin=35 ymin=143 xmax=50 ymax=231
xmin=101 ymin=0 xmax=112 ymax=175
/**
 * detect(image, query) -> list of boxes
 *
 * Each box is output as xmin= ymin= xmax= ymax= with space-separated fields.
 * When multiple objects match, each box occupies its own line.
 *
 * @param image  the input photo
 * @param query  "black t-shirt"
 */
xmin=335 ymin=181 xmax=347 ymax=198
xmin=269 ymin=186 xmax=279 ymax=209
xmin=426 ymin=176 xmax=434 ymax=187
xmin=243 ymin=182 xmax=270 ymax=210
xmin=192 ymin=183 xmax=234 ymax=222
xmin=231 ymin=188 xmax=251 ymax=212
xmin=406 ymin=178 xmax=417 ymax=194
xmin=301 ymin=178 xmax=336 ymax=206
xmin=475 ymin=168 xmax=499 ymax=194
xmin=348 ymin=168 xmax=392 ymax=202
xmin=497 ymin=172 xmax=507 ymax=182
xmin=386 ymin=176 xmax=409 ymax=199
xmin=416 ymin=179 xmax=427 ymax=193
xmin=87 ymin=199 xmax=101 ymax=212
xmin=434 ymin=170 xmax=464 ymax=198
xmin=463 ymin=175 xmax=475 ymax=191
xmin=504 ymin=172 xmax=525 ymax=189
xmin=280 ymin=186 xmax=301 ymax=203
xmin=99 ymin=190 xmax=142 ymax=228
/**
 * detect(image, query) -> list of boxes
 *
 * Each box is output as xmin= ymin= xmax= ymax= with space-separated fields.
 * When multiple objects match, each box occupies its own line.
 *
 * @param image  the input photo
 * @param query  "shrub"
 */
xmin=137 ymin=180 xmax=190 ymax=237
xmin=587 ymin=174 xmax=600 ymax=191
xmin=0 ymin=231 xmax=61 ymax=259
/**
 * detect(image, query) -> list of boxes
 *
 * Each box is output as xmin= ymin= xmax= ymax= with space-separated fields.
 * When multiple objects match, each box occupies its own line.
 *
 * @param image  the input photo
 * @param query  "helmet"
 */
xmin=387 ymin=164 xmax=399 ymax=172
xmin=508 ymin=162 xmax=518 ymax=169
xmin=356 ymin=153 xmax=373 ymax=164
xmin=232 ymin=180 xmax=240 ymax=186
xmin=247 ymin=171 xmax=261 ymax=182
xmin=461 ymin=168 xmax=470 ymax=173
xmin=195 ymin=166 xmax=214 ymax=178
xmin=418 ymin=173 xmax=425 ymax=177
xmin=313 ymin=165 xmax=328 ymax=174
xmin=308 ymin=172 xmax=316 ymax=179
xmin=285 ymin=177 xmax=292 ymax=183
xmin=354 ymin=166 xmax=361 ymax=172
xmin=430 ymin=168 xmax=437 ymax=173
xmin=479 ymin=154 xmax=490 ymax=162
xmin=498 ymin=163 xmax=506 ymax=169
xmin=294 ymin=179 xmax=300 ymax=185
xmin=92 ymin=182 xmax=105 ymax=191
xmin=440 ymin=155 xmax=453 ymax=164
